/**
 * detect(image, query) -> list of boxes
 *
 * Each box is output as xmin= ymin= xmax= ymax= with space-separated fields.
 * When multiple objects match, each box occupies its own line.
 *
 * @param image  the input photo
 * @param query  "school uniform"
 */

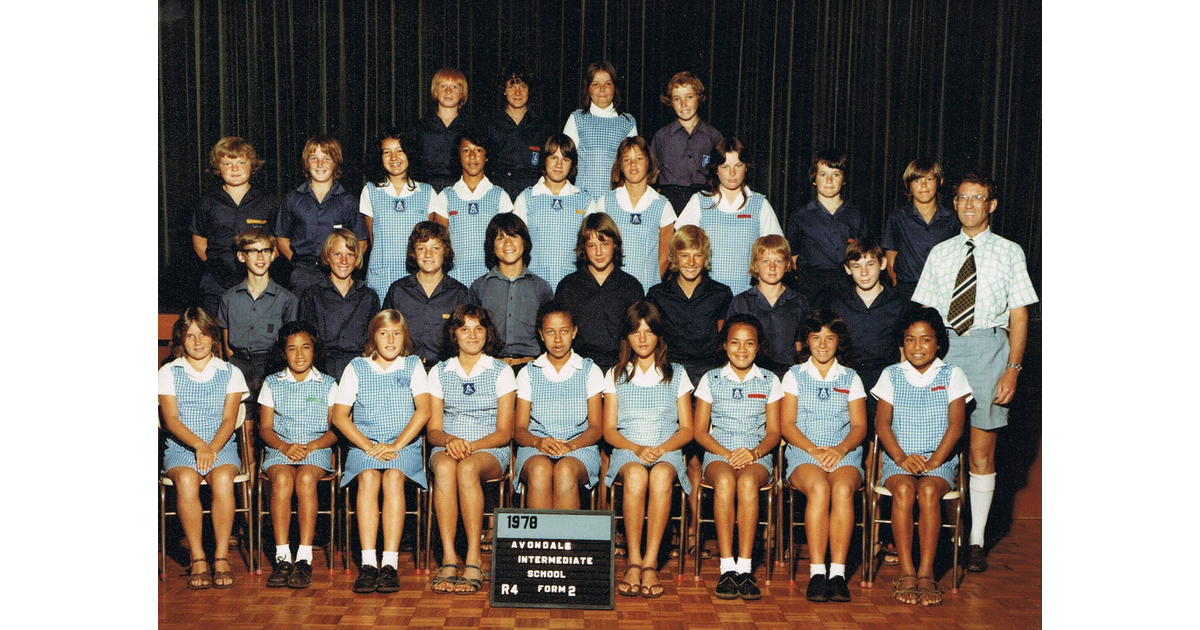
xmin=467 ymin=266 xmax=554 ymax=359
xmin=486 ymin=109 xmax=553 ymax=199
xmin=258 ymin=368 xmax=337 ymax=471
xmin=912 ymin=228 xmax=1037 ymax=429
xmin=645 ymin=274 xmax=732 ymax=380
xmin=785 ymin=198 xmax=869 ymax=305
xmin=429 ymin=176 xmax=515 ymax=286
xmin=218 ymin=279 xmax=299 ymax=395
xmin=428 ymin=355 xmax=516 ymax=472
xmin=554 ymin=267 xmax=643 ymax=372
xmin=592 ymin=186 xmax=677 ymax=292
xmin=562 ymin=103 xmax=638 ymax=197
xmin=416 ymin=113 xmax=469 ymax=192
xmin=158 ymin=357 xmax=250 ymax=474
xmin=870 ymin=359 xmax=972 ymax=487
xmin=695 ymin=364 xmax=783 ymax=475
xmin=675 ymin=188 xmax=784 ymax=291
xmin=825 ymin=282 xmax=913 ymax=415
xmin=651 ymin=119 xmax=722 ymax=212
xmin=297 ymin=277 xmax=380 ymax=381
xmin=381 ymin=274 xmax=468 ymax=366
xmin=277 ymin=181 xmax=367 ymax=295
xmin=513 ymin=352 xmax=606 ymax=493
xmin=190 ymin=186 xmax=279 ymax=315
xmin=725 ymin=286 xmax=807 ymax=375
xmin=604 ymin=363 xmax=694 ymax=494
xmin=336 ymin=355 xmax=429 ymax=488
xmin=360 ymin=179 xmax=435 ymax=299
xmin=781 ymin=359 xmax=865 ymax=479
xmin=511 ymin=177 xmax=594 ymax=291
xmin=880 ymin=202 xmax=960 ymax=300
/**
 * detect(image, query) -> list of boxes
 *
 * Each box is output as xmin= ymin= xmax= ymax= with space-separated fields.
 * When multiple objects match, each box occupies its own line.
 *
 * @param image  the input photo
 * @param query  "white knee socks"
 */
xmin=969 ymin=472 xmax=996 ymax=547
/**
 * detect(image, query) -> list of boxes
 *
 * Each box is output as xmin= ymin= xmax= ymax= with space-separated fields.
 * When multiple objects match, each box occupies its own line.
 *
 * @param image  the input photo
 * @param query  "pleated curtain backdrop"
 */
xmin=158 ymin=0 xmax=1040 ymax=311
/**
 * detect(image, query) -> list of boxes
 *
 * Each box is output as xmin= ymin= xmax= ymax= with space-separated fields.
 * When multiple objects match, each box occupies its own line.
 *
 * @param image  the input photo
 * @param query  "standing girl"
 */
xmin=427 ymin=304 xmax=517 ymax=595
xmin=562 ymin=60 xmax=638 ymax=197
xmin=780 ymin=309 xmax=866 ymax=603
xmin=693 ymin=313 xmax=782 ymax=601
xmin=258 ymin=321 xmax=339 ymax=589
xmin=158 ymin=307 xmax=250 ymax=589
xmin=674 ymin=137 xmax=783 ymax=292
xmin=872 ymin=307 xmax=970 ymax=607
xmin=513 ymin=301 xmax=605 ymax=510
xmin=603 ymin=300 xmax=694 ymax=599
xmin=332 ymin=310 xmax=430 ymax=594
xmin=296 ymin=229 xmax=380 ymax=381
xmin=361 ymin=128 xmax=435 ymax=299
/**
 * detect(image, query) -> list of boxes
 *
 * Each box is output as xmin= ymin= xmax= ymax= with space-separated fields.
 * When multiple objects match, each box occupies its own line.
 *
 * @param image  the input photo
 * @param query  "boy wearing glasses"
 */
xmin=219 ymin=228 xmax=299 ymax=401
xmin=912 ymin=174 xmax=1037 ymax=573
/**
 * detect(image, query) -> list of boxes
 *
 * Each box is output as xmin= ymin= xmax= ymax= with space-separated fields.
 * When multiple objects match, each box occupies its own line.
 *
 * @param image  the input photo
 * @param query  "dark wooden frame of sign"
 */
xmin=489 ymin=508 xmax=616 ymax=610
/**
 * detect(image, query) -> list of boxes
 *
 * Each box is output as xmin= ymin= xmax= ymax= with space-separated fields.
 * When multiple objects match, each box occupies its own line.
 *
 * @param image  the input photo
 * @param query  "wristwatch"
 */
xmin=1006 ymin=362 xmax=1023 ymax=371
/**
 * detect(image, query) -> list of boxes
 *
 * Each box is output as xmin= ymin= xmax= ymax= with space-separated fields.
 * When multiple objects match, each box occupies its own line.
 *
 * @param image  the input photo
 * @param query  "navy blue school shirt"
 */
xmin=190 ymin=186 xmax=280 ymax=289
xmin=417 ymin=113 xmax=470 ymax=192
xmin=646 ymin=273 xmax=733 ymax=380
xmin=554 ymin=267 xmax=645 ymax=372
xmin=467 ymin=266 xmax=554 ymax=358
xmin=725 ymin=286 xmax=807 ymax=374
xmin=785 ymin=199 xmax=869 ymax=270
xmin=296 ymin=276 xmax=380 ymax=360
xmin=486 ymin=110 xmax=553 ymax=199
xmin=276 ymin=181 xmax=366 ymax=265
xmin=381 ymin=273 xmax=468 ymax=365
xmin=650 ymin=119 xmax=722 ymax=187
xmin=880 ymin=202 xmax=960 ymax=285
xmin=824 ymin=281 xmax=914 ymax=370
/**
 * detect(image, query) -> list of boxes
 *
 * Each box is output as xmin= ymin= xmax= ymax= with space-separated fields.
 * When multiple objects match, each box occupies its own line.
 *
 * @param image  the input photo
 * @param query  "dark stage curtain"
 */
xmin=159 ymin=0 xmax=1041 ymax=311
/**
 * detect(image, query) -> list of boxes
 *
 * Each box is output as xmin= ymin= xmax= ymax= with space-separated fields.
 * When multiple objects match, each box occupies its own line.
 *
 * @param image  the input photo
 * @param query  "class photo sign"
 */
xmin=490 ymin=509 xmax=616 ymax=610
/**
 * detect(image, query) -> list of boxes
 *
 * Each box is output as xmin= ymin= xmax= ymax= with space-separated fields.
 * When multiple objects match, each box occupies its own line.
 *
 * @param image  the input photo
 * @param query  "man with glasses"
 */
xmin=911 ymin=174 xmax=1038 ymax=573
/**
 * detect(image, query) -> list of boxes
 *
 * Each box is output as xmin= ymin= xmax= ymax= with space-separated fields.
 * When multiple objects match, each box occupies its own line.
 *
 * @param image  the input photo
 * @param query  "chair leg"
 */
xmin=343 ymin=485 xmax=354 ymax=573
xmin=692 ymin=486 xmax=704 ymax=580
xmin=764 ymin=490 xmax=774 ymax=584
xmin=676 ymin=484 xmax=686 ymax=580
xmin=255 ymin=477 xmax=266 ymax=574
xmin=160 ymin=484 xmax=169 ymax=582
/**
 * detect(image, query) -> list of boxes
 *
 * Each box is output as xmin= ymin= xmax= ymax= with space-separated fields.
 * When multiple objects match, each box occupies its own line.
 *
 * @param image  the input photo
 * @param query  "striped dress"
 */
xmin=260 ymin=369 xmax=336 ymax=471
xmin=365 ymin=181 xmax=434 ymax=298
xmin=161 ymin=363 xmax=244 ymax=474
xmin=878 ymin=364 xmax=959 ymax=487
xmin=524 ymin=188 xmax=592 ymax=291
xmin=605 ymin=364 xmax=692 ymax=494
xmin=429 ymin=358 xmax=512 ymax=471
xmin=445 ymin=185 xmax=504 ymax=285
xmin=783 ymin=364 xmax=863 ymax=479
xmin=570 ymin=109 xmax=637 ymax=197
xmin=598 ymin=189 xmax=669 ymax=292
xmin=697 ymin=192 xmax=767 ymax=291
xmin=340 ymin=356 xmax=428 ymax=488
xmin=513 ymin=358 xmax=601 ymax=493
xmin=699 ymin=366 xmax=776 ymax=477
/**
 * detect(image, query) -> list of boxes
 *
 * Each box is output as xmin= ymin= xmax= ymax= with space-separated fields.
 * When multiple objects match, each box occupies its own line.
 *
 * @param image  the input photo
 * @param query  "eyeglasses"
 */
xmin=954 ymin=194 xmax=989 ymax=204
xmin=242 ymin=248 xmax=274 ymax=257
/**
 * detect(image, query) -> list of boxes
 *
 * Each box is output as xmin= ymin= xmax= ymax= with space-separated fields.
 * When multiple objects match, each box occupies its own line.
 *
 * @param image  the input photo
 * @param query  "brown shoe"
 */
xmin=966 ymin=544 xmax=988 ymax=572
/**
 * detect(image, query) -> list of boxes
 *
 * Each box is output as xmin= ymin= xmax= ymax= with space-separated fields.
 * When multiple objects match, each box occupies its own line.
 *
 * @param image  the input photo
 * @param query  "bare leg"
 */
xmin=294 ymin=465 xmax=325 ymax=546
xmin=640 ymin=462 xmax=677 ymax=596
xmin=552 ymin=458 xmax=589 ymax=510
xmin=704 ymin=461 xmax=737 ymax=559
xmin=455 ymin=452 xmax=503 ymax=593
xmin=267 ymin=466 xmax=298 ymax=547
xmin=885 ymin=474 xmax=918 ymax=605
xmin=168 ymin=467 xmax=208 ymax=572
xmin=430 ymin=452 xmax=461 ymax=592
xmin=205 ymin=464 xmax=239 ymax=586
xmin=521 ymin=455 xmax=554 ymax=510
xmin=916 ymin=476 xmax=951 ymax=578
xmin=381 ymin=469 xmax=407 ymax=553
xmin=827 ymin=466 xmax=862 ymax=566
xmin=735 ymin=464 xmax=770 ymax=560
xmin=617 ymin=463 xmax=648 ymax=592
xmin=356 ymin=470 xmax=382 ymax=551
xmin=790 ymin=464 xmax=831 ymax=565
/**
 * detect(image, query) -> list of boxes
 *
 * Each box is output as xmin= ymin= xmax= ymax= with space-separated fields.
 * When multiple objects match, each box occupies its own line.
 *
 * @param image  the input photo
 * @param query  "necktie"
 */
xmin=948 ymin=240 xmax=976 ymax=335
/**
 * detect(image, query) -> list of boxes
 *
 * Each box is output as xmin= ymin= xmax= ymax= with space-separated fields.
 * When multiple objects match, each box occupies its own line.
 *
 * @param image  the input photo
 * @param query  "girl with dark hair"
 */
xmin=562 ymin=60 xmax=639 ymax=196
xmin=361 ymin=128 xmax=436 ymax=299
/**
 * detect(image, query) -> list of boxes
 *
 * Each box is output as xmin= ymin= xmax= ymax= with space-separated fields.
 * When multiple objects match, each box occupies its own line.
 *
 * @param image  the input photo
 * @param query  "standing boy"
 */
xmin=418 ymin=67 xmax=471 ymax=192
xmin=650 ymin=71 xmax=722 ymax=213
xmin=912 ymin=174 xmax=1037 ymax=572
xmin=881 ymin=158 xmax=960 ymax=300
xmin=486 ymin=67 xmax=553 ymax=200
xmin=785 ymin=149 xmax=867 ymax=306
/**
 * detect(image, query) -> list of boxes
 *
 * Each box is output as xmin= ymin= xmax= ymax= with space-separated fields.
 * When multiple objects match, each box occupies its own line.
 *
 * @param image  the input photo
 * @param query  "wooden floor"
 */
xmin=158 ymin=519 xmax=1040 ymax=629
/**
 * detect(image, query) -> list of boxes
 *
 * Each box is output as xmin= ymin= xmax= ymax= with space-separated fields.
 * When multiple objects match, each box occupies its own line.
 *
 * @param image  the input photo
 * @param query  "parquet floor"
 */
xmin=158 ymin=519 xmax=1040 ymax=629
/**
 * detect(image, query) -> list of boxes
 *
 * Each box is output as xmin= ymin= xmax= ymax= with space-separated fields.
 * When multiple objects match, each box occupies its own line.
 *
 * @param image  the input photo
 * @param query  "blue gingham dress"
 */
xmin=430 ymin=358 xmax=511 ymax=471
xmin=571 ymin=110 xmax=637 ymax=197
xmin=261 ymin=370 xmax=336 ymax=471
xmin=599 ymin=190 xmax=668 ymax=292
xmin=605 ymin=364 xmax=691 ymax=494
xmin=700 ymin=367 xmax=775 ymax=478
xmin=878 ymin=364 xmax=959 ymax=488
xmin=340 ymin=357 xmax=428 ymax=488
xmin=697 ymin=192 xmax=767 ymax=291
xmin=783 ymin=365 xmax=863 ymax=479
xmin=162 ymin=365 xmax=242 ymax=474
xmin=365 ymin=182 xmax=434 ymax=298
xmin=445 ymin=185 xmax=504 ymax=285
xmin=513 ymin=358 xmax=601 ymax=493
xmin=525 ymin=189 xmax=591 ymax=291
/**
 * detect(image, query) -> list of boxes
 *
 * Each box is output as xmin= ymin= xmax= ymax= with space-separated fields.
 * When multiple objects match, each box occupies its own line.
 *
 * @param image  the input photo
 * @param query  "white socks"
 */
xmin=275 ymin=545 xmax=292 ymax=563
xmin=969 ymin=472 xmax=996 ymax=547
xmin=381 ymin=551 xmax=399 ymax=569
xmin=296 ymin=545 xmax=313 ymax=563
xmin=361 ymin=550 xmax=378 ymax=568
xmin=720 ymin=557 xmax=736 ymax=573
xmin=829 ymin=563 xmax=846 ymax=579
xmin=810 ymin=564 xmax=826 ymax=577
xmin=722 ymin=557 xmax=753 ymax=573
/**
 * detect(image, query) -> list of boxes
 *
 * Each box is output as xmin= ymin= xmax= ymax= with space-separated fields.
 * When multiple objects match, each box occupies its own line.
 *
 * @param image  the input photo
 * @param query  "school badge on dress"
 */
xmin=468 ymin=202 xmax=480 ymax=215
xmin=818 ymin=387 xmax=830 ymax=400
xmin=394 ymin=199 xmax=406 ymax=212
xmin=395 ymin=375 xmax=411 ymax=387
xmin=732 ymin=388 xmax=744 ymax=399
xmin=462 ymin=382 xmax=476 ymax=396
xmin=630 ymin=213 xmax=642 ymax=225
xmin=530 ymin=152 xmax=539 ymax=166
xmin=552 ymin=198 xmax=563 ymax=211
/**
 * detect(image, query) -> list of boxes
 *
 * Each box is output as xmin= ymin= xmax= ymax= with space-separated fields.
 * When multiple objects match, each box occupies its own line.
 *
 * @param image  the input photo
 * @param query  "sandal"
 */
xmin=455 ymin=564 xmax=488 ymax=595
xmin=879 ymin=541 xmax=900 ymax=566
xmin=211 ymin=557 xmax=235 ymax=589
xmin=617 ymin=564 xmax=641 ymax=597
xmin=431 ymin=564 xmax=460 ymax=594
xmin=186 ymin=558 xmax=211 ymax=590
xmin=916 ymin=576 xmax=944 ymax=607
xmin=640 ymin=567 xmax=664 ymax=599
xmin=892 ymin=574 xmax=919 ymax=605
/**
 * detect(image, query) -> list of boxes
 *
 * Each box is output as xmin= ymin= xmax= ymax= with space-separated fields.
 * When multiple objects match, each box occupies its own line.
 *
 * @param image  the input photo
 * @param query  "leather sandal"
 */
xmin=431 ymin=564 xmax=460 ymax=594
xmin=916 ymin=576 xmax=944 ymax=606
xmin=617 ymin=564 xmax=641 ymax=597
xmin=640 ymin=567 xmax=664 ymax=599
xmin=211 ymin=557 xmax=235 ymax=589
xmin=892 ymin=574 xmax=919 ymax=605
xmin=456 ymin=564 xmax=487 ymax=595
xmin=186 ymin=558 xmax=211 ymax=590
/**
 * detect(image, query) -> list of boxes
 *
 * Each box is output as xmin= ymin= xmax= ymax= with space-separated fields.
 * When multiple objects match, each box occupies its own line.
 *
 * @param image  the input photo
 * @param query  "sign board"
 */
xmin=489 ymin=508 xmax=615 ymax=609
